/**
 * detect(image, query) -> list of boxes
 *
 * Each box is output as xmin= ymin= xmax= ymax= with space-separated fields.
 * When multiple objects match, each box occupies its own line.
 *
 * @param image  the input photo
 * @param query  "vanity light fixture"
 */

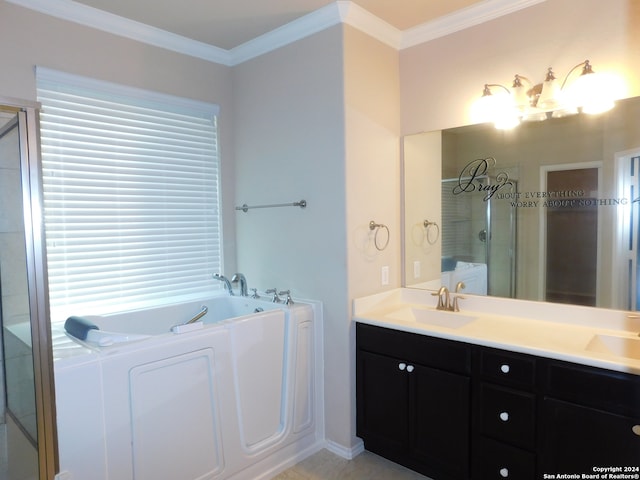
xmin=472 ymin=59 xmax=618 ymax=129
xmin=470 ymin=83 xmax=521 ymax=129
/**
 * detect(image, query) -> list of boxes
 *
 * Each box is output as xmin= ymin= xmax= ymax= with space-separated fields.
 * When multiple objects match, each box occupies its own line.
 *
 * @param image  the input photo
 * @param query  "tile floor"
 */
xmin=271 ymin=449 xmax=433 ymax=480
xmin=0 ymin=418 xmax=38 ymax=480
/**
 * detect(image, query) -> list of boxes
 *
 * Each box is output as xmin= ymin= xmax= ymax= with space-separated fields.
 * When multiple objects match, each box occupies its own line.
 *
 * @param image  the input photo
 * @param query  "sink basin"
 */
xmin=586 ymin=334 xmax=640 ymax=360
xmin=386 ymin=307 xmax=477 ymax=329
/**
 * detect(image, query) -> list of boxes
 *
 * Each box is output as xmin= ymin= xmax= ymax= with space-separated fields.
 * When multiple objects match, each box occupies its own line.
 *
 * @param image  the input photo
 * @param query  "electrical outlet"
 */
xmin=381 ymin=266 xmax=389 ymax=285
xmin=413 ymin=260 xmax=421 ymax=278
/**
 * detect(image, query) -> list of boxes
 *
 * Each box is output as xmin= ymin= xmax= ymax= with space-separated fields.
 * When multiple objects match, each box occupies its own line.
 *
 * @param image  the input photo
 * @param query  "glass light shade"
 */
xmin=566 ymin=71 xmax=615 ymax=114
xmin=537 ymin=77 xmax=563 ymax=110
xmin=512 ymin=83 xmax=530 ymax=112
xmin=471 ymin=89 xmax=519 ymax=129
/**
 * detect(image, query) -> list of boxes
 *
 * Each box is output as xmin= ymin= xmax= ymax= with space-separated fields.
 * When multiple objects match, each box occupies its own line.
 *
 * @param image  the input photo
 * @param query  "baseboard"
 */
xmin=324 ymin=437 xmax=365 ymax=460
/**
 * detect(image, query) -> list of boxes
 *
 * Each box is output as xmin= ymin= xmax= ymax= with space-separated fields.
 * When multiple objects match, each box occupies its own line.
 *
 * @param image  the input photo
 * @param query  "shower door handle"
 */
xmin=478 ymin=229 xmax=487 ymax=242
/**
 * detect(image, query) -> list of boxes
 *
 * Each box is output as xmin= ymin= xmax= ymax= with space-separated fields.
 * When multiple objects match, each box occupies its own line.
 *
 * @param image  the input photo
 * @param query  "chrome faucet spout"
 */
xmin=231 ymin=273 xmax=248 ymax=296
xmin=213 ymin=273 xmax=234 ymax=296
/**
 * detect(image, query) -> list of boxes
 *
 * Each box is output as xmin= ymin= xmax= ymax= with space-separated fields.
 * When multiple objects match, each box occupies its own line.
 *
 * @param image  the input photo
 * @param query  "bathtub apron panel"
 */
xmin=100 ymin=329 xmax=230 ymax=480
xmin=129 ymin=348 xmax=223 ymax=480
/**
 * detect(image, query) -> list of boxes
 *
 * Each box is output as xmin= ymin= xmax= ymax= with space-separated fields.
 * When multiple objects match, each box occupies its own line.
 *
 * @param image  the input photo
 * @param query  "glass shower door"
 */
xmin=0 ymin=109 xmax=39 ymax=479
xmin=441 ymin=176 xmax=516 ymax=297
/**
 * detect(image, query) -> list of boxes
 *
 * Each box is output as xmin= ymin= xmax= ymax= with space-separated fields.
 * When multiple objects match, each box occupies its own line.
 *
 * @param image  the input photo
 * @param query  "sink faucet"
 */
xmin=213 ymin=273 xmax=234 ymax=296
xmin=432 ymin=286 xmax=450 ymax=310
xmin=231 ymin=273 xmax=248 ymax=296
xmin=432 ymin=282 xmax=466 ymax=311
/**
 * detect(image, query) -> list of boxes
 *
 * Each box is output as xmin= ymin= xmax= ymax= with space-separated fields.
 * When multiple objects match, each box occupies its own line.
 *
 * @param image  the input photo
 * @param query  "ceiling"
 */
xmin=68 ymin=0 xmax=485 ymax=50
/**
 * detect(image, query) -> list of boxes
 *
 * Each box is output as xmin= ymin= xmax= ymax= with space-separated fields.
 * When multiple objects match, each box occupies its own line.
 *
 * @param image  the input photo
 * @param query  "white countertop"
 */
xmin=353 ymin=288 xmax=640 ymax=375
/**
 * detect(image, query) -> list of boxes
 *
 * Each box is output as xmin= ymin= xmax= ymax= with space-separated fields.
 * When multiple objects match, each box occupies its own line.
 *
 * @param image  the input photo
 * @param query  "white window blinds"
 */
xmin=36 ymin=68 xmax=222 ymax=322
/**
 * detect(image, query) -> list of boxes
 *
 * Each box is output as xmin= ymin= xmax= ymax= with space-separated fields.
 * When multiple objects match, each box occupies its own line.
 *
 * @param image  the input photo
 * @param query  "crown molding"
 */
xmin=6 ymin=0 xmax=233 ymax=65
xmin=229 ymin=2 xmax=345 ymax=66
xmin=401 ymin=0 xmax=547 ymax=49
xmin=339 ymin=1 xmax=402 ymax=50
xmin=8 ymin=0 xmax=546 ymax=65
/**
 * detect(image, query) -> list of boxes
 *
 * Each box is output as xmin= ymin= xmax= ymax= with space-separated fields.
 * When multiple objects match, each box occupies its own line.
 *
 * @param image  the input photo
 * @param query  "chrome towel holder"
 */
xmin=236 ymin=199 xmax=307 ymax=213
xmin=369 ymin=221 xmax=390 ymax=251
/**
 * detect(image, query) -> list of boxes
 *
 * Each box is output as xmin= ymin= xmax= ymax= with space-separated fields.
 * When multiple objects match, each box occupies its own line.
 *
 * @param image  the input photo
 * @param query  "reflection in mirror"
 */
xmin=0 ymin=102 xmax=57 ymax=479
xmin=403 ymin=96 xmax=640 ymax=311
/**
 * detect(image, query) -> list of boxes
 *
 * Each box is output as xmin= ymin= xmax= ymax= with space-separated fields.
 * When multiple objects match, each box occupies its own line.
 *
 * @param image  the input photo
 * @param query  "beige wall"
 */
xmin=232 ymin=26 xmax=351 ymax=447
xmin=343 ymin=25 xmax=400 ymax=448
xmin=400 ymin=0 xmax=640 ymax=135
xmin=232 ymin=24 xmax=400 ymax=451
xmin=0 ymin=1 xmax=238 ymax=271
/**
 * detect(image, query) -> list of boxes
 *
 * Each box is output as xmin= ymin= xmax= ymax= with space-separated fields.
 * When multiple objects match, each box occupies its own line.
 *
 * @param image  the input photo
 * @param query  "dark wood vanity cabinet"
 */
xmin=356 ymin=323 xmax=471 ymax=480
xmin=356 ymin=323 xmax=640 ymax=480
xmin=539 ymin=360 xmax=640 ymax=475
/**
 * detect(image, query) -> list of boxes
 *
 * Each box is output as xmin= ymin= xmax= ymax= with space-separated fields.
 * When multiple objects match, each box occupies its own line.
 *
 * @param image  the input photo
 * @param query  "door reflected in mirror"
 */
xmin=403 ymin=96 xmax=640 ymax=311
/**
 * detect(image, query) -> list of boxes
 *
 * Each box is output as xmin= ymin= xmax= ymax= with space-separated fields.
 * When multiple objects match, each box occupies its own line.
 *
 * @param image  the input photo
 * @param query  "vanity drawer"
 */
xmin=479 ymin=348 xmax=535 ymax=389
xmin=356 ymin=323 xmax=471 ymax=374
xmin=479 ymin=383 xmax=536 ymax=450
xmin=542 ymin=359 xmax=640 ymax=417
xmin=478 ymin=436 xmax=536 ymax=480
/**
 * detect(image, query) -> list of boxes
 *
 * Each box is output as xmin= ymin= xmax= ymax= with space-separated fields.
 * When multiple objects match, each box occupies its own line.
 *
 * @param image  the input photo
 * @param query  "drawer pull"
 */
xmin=633 ymin=425 xmax=640 ymax=436
xmin=499 ymin=411 xmax=510 ymax=422
xmin=398 ymin=362 xmax=406 ymax=371
xmin=406 ymin=365 xmax=415 ymax=373
xmin=500 ymin=364 xmax=510 ymax=374
xmin=500 ymin=467 xmax=509 ymax=477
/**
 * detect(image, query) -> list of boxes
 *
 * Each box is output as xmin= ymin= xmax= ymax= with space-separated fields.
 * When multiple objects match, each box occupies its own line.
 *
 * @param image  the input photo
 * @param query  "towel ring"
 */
xmin=369 ymin=221 xmax=390 ymax=251
xmin=423 ymin=220 xmax=440 ymax=245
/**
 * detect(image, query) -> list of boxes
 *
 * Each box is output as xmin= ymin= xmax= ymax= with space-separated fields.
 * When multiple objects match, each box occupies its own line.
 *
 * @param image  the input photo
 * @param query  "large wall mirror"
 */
xmin=403 ymin=95 xmax=640 ymax=312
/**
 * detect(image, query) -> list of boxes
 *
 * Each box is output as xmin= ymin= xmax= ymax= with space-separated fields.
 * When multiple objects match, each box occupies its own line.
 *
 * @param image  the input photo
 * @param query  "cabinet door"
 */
xmin=411 ymin=364 xmax=471 ymax=479
xmin=356 ymin=350 xmax=410 ymax=450
xmin=540 ymin=398 xmax=640 ymax=473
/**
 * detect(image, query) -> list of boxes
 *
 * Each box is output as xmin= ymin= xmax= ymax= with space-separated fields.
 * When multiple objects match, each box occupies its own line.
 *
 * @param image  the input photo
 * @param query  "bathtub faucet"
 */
xmin=231 ymin=273 xmax=248 ymax=296
xmin=213 ymin=273 xmax=234 ymax=296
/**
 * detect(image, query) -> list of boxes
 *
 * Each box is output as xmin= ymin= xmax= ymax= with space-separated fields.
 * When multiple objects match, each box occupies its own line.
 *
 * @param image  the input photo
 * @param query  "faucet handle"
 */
xmin=278 ymin=290 xmax=294 ymax=305
xmin=265 ymin=288 xmax=281 ymax=303
xmin=250 ymin=288 xmax=260 ymax=299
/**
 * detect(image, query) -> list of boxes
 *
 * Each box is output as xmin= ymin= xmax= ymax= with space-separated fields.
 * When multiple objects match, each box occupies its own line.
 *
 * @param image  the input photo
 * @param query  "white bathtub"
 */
xmin=53 ymin=295 xmax=323 ymax=480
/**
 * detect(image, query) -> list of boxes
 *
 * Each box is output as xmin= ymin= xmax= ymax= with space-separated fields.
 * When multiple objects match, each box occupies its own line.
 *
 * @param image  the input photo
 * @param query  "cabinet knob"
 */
xmin=499 ymin=411 xmax=510 ymax=422
xmin=398 ymin=362 xmax=406 ymax=371
xmin=406 ymin=365 xmax=415 ymax=373
xmin=633 ymin=425 xmax=640 ymax=436
xmin=499 ymin=467 xmax=509 ymax=477
xmin=500 ymin=364 xmax=510 ymax=374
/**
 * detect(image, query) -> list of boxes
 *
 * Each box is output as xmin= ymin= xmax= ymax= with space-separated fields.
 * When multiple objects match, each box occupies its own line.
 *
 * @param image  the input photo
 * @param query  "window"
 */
xmin=37 ymin=68 xmax=222 ymax=323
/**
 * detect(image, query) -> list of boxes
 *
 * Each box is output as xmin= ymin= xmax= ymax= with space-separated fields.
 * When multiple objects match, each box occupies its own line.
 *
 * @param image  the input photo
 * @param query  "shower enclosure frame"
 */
xmin=1 ymin=96 xmax=58 ymax=479
xmin=441 ymin=175 xmax=517 ymax=298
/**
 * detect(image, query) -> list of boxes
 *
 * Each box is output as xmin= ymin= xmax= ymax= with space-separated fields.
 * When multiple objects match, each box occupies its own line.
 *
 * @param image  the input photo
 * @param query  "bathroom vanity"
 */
xmin=354 ymin=289 xmax=640 ymax=480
